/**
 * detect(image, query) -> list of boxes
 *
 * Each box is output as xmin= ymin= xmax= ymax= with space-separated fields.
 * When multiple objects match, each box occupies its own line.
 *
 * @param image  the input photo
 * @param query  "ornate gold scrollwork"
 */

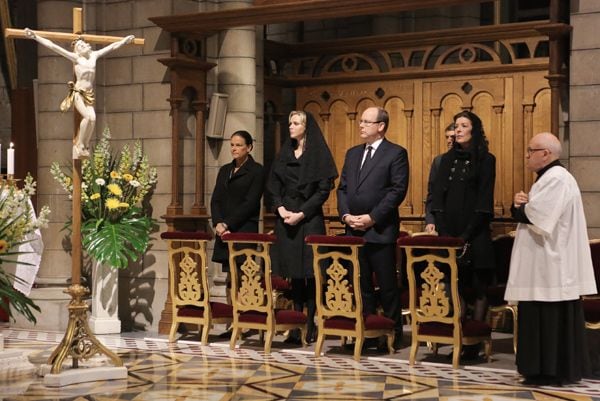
xmin=239 ymin=255 xmax=265 ymax=307
xmin=177 ymin=253 xmax=200 ymax=302
xmin=419 ymin=262 xmax=450 ymax=317
xmin=325 ymin=258 xmax=353 ymax=312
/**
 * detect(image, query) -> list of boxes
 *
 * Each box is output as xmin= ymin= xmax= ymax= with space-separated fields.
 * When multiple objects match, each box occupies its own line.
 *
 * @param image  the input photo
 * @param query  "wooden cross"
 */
xmin=4 ymin=8 xmax=144 ymax=379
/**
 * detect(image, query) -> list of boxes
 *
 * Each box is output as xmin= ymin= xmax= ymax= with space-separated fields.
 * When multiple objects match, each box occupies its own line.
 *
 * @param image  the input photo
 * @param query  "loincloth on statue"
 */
xmin=60 ymin=81 xmax=95 ymax=112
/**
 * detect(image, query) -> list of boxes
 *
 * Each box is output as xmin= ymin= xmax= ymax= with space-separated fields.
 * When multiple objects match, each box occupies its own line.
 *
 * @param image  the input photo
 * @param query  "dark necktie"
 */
xmin=359 ymin=145 xmax=373 ymax=179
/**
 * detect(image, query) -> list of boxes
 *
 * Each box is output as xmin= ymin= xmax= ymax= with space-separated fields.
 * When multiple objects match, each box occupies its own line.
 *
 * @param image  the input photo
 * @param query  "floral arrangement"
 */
xmin=0 ymin=174 xmax=50 ymax=322
xmin=51 ymin=128 xmax=158 ymax=269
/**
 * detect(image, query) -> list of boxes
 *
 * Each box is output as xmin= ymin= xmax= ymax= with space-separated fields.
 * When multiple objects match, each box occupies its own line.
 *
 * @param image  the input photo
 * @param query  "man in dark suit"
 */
xmin=337 ymin=106 xmax=409 ymax=350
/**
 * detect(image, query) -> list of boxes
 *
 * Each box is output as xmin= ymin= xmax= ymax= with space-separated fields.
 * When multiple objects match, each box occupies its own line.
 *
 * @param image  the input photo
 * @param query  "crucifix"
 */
xmin=5 ymin=8 xmax=144 ymax=380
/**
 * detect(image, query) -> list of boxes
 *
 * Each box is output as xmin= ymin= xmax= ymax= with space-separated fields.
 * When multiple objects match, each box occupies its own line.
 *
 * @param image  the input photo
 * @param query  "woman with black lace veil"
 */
xmin=431 ymin=110 xmax=496 ymax=359
xmin=267 ymin=110 xmax=338 ymax=344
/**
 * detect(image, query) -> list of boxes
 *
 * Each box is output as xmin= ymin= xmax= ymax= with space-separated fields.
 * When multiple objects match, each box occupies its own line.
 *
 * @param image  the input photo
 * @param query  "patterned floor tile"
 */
xmin=0 ymin=328 xmax=599 ymax=401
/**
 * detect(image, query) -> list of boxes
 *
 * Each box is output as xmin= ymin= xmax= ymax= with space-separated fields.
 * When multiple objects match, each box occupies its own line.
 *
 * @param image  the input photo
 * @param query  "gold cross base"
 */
xmin=47 ymin=284 xmax=123 ymax=374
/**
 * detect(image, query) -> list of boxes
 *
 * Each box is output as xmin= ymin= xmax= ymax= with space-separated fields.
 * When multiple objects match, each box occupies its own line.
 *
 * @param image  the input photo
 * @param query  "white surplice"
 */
xmin=505 ymin=165 xmax=596 ymax=302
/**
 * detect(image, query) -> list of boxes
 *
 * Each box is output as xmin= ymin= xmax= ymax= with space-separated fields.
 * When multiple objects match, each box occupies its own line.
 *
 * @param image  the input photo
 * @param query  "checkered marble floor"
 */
xmin=1 ymin=328 xmax=599 ymax=400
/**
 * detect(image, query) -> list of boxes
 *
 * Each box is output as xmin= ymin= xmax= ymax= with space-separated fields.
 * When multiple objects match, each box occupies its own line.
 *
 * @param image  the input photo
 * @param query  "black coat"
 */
xmin=210 ymin=156 xmax=264 ymax=264
xmin=268 ymin=156 xmax=333 ymax=279
xmin=337 ymin=138 xmax=409 ymax=244
xmin=431 ymin=150 xmax=496 ymax=271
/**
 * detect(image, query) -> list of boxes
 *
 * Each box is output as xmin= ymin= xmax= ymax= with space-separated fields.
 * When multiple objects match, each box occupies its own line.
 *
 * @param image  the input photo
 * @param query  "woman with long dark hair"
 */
xmin=431 ymin=110 xmax=496 ymax=358
xmin=267 ymin=110 xmax=338 ymax=344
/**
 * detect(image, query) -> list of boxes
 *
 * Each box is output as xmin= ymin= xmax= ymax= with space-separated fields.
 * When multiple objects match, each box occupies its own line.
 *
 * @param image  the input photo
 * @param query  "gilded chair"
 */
xmin=397 ymin=235 xmax=492 ymax=368
xmin=161 ymin=231 xmax=233 ymax=344
xmin=222 ymin=232 xmax=307 ymax=353
xmin=583 ymin=239 xmax=600 ymax=329
xmin=487 ymin=232 xmax=518 ymax=353
xmin=305 ymin=235 xmax=395 ymax=361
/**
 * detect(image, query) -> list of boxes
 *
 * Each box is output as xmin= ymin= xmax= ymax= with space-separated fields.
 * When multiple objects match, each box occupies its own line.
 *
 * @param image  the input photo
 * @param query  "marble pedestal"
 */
xmin=89 ymin=261 xmax=121 ymax=334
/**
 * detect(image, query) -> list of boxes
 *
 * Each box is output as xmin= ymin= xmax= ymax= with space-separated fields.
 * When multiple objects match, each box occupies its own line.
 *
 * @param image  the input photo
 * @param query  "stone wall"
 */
xmin=570 ymin=0 xmax=600 ymax=239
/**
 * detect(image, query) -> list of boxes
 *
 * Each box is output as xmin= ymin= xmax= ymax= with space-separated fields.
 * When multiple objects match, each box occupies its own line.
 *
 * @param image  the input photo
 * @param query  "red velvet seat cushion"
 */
xmin=418 ymin=319 xmax=491 ymax=337
xmin=178 ymin=302 xmax=233 ymax=319
xmin=271 ymin=275 xmax=291 ymax=291
xmin=222 ymin=232 xmax=276 ymax=243
xmin=161 ymin=231 xmax=212 ymax=241
xmin=178 ymin=305 xmax=205 ymax=318
xmin=210 ymin=302 xmax=234 ymax=318
xmin=397 ymin=235 xmax=464 ymax=248
xmin=238 ymin=309 xmax=306 ymax=324
xmin=305 ymin=234 xmax=365 ymax=246
xmin=583 ymin=298 xmax=600 ymax=323
xmin=323 ymin=314 xmax=395 ymax=331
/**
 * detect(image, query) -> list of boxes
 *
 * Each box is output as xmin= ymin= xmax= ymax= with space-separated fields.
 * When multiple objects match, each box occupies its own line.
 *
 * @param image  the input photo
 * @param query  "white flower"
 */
xmin=129 ymin=180 xmax=141 ymax=188
xmin=95 ymin=178 xmax=105 ymax=186
xmin=81 ymin=182 xmax=88 ymax=190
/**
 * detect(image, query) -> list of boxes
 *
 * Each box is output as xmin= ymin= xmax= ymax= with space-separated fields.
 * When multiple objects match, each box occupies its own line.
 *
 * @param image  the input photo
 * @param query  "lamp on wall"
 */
xmin=206 ymin=92 xmax=229 ymax=138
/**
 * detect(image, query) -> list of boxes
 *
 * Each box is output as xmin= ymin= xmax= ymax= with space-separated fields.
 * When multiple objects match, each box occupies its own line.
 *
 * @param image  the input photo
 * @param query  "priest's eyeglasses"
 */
xmin=359 ymin=120 xmax=382 ymax=126
xmin=526 ymin=147 xmax=547 ymax=155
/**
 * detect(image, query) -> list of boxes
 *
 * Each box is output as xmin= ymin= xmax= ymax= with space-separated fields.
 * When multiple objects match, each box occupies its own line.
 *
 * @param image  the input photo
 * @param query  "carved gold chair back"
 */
xmin=398 ymin=235 xmax=492 ymax=368
xmin=306 ymin=235 xmax=395 ymax=361
xmin=161 ymin=231 xmax=232 ymax=345
xmin=224 ymin=232 xmax=307 ymax=354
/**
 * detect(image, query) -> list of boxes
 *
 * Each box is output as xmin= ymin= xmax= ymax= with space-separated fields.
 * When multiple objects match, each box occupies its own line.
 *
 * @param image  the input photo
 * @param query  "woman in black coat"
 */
xmin=267 ymin=111 xmax=338 ymax=344
xmin=431 ymin=110 xmax=496 ymax=357
xmin=211 ymin=130 xmax=264 ymax=270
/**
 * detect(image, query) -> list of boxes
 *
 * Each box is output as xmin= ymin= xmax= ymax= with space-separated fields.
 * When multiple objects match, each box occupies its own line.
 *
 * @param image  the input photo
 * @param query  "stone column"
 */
xmin=206 ymin=0 xmax=257 ymax=298
xmin=570 ymin=0 xmax=600 ymax=239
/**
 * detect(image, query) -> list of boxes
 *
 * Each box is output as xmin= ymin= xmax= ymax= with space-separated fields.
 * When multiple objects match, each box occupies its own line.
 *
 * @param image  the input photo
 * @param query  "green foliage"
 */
xmin=0 ymin=269 xmax=40 ymax=323
xmin=0 ymin=174 xmax=50 ymax=323
xmin=51 ymin=128 xmax=158 ymax=269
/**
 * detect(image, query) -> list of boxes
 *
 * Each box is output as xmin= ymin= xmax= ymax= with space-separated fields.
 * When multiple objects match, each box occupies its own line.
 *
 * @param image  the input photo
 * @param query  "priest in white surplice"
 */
xmin=505 ymin=132 xmax=596 ymax=385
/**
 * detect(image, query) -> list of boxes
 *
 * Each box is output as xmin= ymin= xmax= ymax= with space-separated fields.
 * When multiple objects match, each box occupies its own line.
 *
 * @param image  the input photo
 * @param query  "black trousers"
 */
xmin=358 ymin=242 xmax=402 ymax=332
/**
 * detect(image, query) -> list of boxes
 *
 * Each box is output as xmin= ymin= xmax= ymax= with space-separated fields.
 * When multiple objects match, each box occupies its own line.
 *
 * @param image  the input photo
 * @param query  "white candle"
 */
xmin=7 ymin=143 xmax=14 ymax=176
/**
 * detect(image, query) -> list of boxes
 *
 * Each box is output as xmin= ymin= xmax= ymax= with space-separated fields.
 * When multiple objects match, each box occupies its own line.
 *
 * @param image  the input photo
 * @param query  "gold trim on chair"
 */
xmin=223 ymin=233 xmax=307 ymax=354
xmin=161 ymin=232 xmax=233 ymax=345
xmin=398 ymin=235 xmax=492 ymax=368
xmin=306 ymin=235 xmax=395 ymax=361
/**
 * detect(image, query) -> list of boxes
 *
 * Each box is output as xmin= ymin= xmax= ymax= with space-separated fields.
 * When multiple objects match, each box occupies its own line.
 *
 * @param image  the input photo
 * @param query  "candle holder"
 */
xmin=6 ymin=174 xmax=15 ymax=188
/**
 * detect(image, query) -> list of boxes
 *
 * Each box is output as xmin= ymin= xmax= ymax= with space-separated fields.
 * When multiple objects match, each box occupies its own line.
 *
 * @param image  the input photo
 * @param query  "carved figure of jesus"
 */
xmin=24 ymin=28 xmax=134 ymax=159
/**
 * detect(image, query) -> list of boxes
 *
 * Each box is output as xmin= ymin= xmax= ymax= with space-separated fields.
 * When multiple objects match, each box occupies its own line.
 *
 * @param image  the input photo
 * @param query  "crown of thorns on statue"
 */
xmin=71 ymin=36 xmax=86 ymax=49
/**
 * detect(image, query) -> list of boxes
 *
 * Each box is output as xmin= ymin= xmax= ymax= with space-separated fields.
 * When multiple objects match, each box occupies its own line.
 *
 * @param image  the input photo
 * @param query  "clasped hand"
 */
xmin=215 ymin=222 xmax=230 ymax=237
xmin=278 ymin=206 xmax=305 ymax=226
xmin=513 ymin=190 xmax=528 ymax=208
xmin=344 ymin=214 xmax=374 ymax=231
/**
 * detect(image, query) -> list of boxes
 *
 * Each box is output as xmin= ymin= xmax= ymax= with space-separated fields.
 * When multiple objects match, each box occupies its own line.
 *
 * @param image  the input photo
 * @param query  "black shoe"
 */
xmin=218 ymin=328 xmax=232 ymax=339
xmin=305 ymin=325 xmax=317 ymax=344
xmin=461 ymin=344 xmax=481 ymax=360
xmin=284 ymin=329 xmax=302 ymax=345
xmin=393 ymin=332 xmax=404 ymax=351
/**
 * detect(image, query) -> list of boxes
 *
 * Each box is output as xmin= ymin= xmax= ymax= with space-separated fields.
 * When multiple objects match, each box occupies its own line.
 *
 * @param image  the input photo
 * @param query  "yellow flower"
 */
xmin=119 ymin=202 xmax=130 ymax=209
xmin=110 ymin=171 xmax=120 ymax=179
xmin=105 ymin=198 xmax=121 ymax=210
xmin=0 ymin=239 xmax=8 ymax=253
xmin=123 ymin=173 xmax=133 ymax=182
xmin=90 ymin=193 xmax=101 ymax=200
xmin=107 ymin=184 xmax=122 ymax=196
xmin=65 ymin=177 xmax=72 ymax=186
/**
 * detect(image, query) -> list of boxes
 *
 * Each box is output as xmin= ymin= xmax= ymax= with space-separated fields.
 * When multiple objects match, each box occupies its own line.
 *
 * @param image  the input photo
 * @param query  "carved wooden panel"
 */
xmin=295 ymin=71 xmax=550 ymax=232
xmin=266 ymin=22 xmax=553 ymax=234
